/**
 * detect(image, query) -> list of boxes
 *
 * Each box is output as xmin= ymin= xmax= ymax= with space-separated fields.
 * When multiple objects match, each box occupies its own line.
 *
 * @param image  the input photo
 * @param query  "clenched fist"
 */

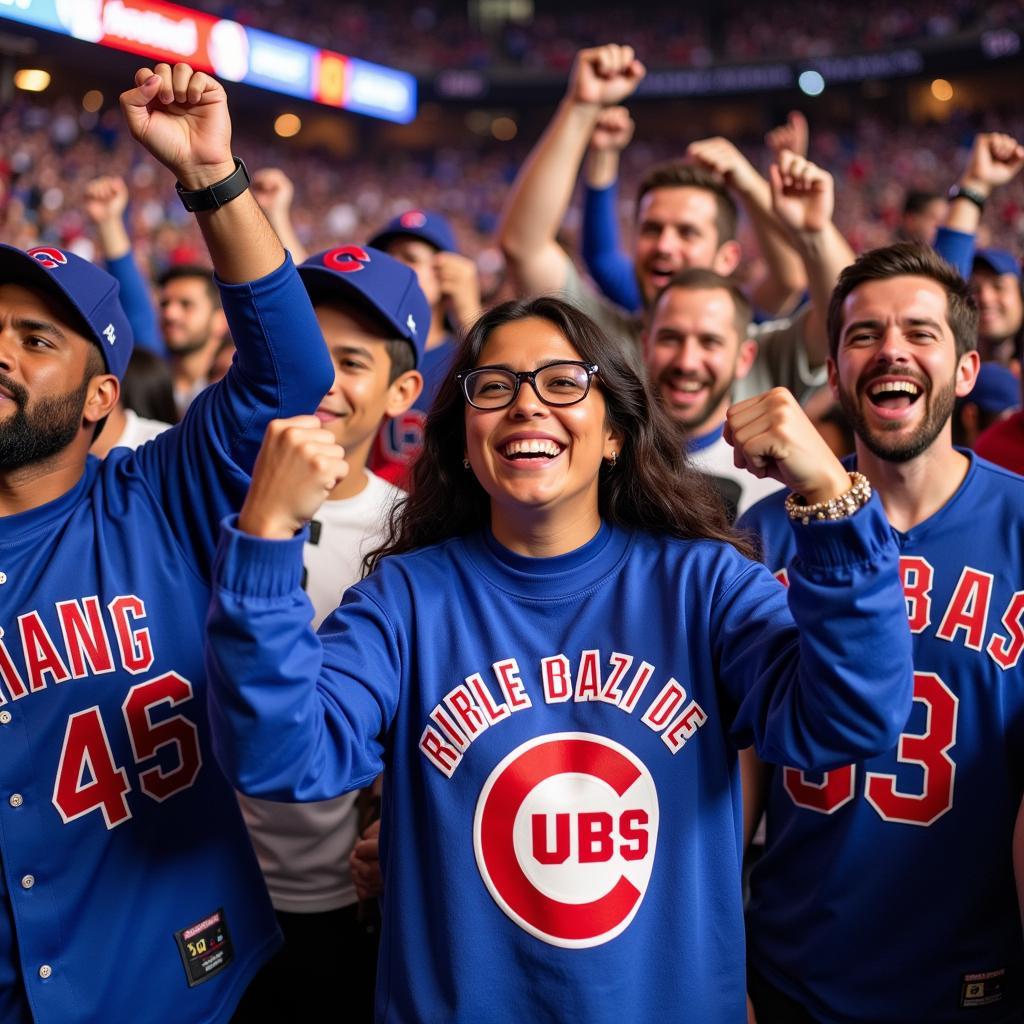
xmin=567 ymin=45 xmax=646 ymax=108
xmin=120 ymin=62 xmax=234 ymax=189
xmin=238 ymin=417 xmax=349 ymax=540
xmin=724 ymin=388 xmax=849 ymax=504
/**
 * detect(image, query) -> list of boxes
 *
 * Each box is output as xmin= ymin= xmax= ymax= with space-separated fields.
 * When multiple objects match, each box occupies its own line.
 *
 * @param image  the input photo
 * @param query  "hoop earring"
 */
xmin=607 ymin=450 xmax=618 ymax=468
xmin=463 ymin=457 xmax=471 ymax=470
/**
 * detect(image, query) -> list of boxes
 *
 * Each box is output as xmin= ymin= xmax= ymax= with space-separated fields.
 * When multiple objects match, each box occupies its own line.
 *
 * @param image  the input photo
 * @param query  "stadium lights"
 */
xmin=930 ymin=78 xmax=954 ymax=102
xmin=13 ymin=68 xmax=50 ymax=92
xmin=491 ymin=116 xmax=517 ymax=141
xmin=798 ymin=70 xmax=825 ymax=96
xmin=274 ymin=113 xmax=302 ymax=138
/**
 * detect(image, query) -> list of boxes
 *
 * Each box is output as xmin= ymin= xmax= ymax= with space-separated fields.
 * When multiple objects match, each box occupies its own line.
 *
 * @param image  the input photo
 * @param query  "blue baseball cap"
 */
xmin=0 ymin=244 xmax=133 ymax=378
xmin=962 ymin=362 xmax=1021 ymax=414
xmin=298 ymin=245 xmax=429 ymax=367
xmin=369 ymin=209 xmax=458 ymax=255
xmin=972 ymin=248 xmax=1021 ymax=279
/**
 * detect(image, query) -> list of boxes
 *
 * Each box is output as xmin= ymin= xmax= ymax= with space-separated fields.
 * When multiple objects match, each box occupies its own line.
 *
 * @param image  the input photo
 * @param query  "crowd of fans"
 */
xmin=189 ymin=0 xmax=1024 ymax=71
xmin=3 ymin=91 xmax=1023 ymax=302
xmin=0 ymin=32 xmax=1023 ymax=1024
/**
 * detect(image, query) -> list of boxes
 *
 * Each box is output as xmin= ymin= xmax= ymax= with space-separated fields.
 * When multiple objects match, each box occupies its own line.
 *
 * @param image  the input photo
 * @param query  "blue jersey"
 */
xmin=740 ymin=454 xmax=1024 ymax=1023
xmin=371 ymin=336 xmax=457 ymax=485
xmin=0 ymin=258 xmax=333 ymax=1024
xmin=206 ymin=499 xmax=912 ymax=1022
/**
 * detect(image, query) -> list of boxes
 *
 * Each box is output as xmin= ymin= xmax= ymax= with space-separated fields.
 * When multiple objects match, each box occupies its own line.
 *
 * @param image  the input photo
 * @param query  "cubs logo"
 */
xmin=399 ymin=210 xmax=427 ymax=229
xmin=323 ymin=246 xmax=370 ymax=274
xmin=28 ymin=247 xmax=68 ymax=270
xmin=473 ymin=732 xmax=659 ymax=949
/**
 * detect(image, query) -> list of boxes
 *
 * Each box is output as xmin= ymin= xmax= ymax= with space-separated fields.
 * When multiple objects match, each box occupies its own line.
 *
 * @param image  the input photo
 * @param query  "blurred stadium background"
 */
xmin=0 ymin=0 xmax=1021 ymax=298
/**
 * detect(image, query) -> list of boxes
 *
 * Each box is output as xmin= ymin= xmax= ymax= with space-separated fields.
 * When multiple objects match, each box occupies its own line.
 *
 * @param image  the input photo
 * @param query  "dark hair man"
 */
xmin=740 ymin=243 xmax=1024 ymax=1024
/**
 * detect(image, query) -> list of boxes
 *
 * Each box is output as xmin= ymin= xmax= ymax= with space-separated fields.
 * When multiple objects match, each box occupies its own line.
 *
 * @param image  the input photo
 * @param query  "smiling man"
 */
xmin=740 ymin=242 xmax=1024 ymax=1024
xmin=645 ymin=269 xmax=782 ymax=518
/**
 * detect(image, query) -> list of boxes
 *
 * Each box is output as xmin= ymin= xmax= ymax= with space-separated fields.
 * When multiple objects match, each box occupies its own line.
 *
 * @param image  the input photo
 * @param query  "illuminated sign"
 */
xmin=0 ymin=0 xmax=416 ymax=123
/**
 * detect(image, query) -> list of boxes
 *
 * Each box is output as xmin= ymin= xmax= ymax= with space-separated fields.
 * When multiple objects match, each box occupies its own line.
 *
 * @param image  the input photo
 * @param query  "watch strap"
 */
xmin=947 ymin=183 xmax=986 ymax=210
xmin=176 ymin=158 xmax=251 ymax=213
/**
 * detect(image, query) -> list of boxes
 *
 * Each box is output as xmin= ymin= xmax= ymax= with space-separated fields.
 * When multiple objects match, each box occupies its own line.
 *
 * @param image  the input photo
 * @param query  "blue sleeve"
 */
xmin=128 ymin=254 xmax=333 ymax=579
xmin=934 ymin=226 xmax=974 ymax=280
xmin=207 ymin=518 xmax=396 ymax=800
xmin=718 ymin=494 xmax=913 ymax=770
xmin=105 ymin=250 xmax=162 ymax=355
xmin=582 ymin=181 xmax=642 ymax=313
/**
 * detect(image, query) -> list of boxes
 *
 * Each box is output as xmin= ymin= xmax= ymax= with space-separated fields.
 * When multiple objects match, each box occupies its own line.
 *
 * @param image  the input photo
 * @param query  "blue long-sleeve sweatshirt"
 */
xmin=207 ymin=495 xmax=913 ymax=1023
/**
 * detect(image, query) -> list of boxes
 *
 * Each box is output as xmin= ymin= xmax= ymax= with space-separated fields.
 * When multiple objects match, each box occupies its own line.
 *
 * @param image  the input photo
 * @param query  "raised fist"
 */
xmin=120 ymin=62 xmax=234 ymax=190
xmin=238 ymin=416 xmax=349 ymax=540
xmin=251 ymin=167 xmax=295 ymax=217
xmin=769 ymin=149 xmax=834 ymax=234
xmin=589 ymin=106 xmax=636 ymax=153
xmin=960 ymin=132 xmax=1024 ymax=197
xmin=724 ymin=388 xmax=850 ymax=503
xmin=568 ymin=45 xmax=646 ymax=108
xmin=435 ymin=251 xmax=481 ymax=333
xmin=84 ymin=176 xmax=128 ymax=225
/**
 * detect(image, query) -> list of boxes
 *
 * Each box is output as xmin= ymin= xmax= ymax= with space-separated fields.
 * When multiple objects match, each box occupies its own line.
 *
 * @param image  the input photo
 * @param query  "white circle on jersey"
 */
xmin=473 ymin=732 xmax=659 ymax=949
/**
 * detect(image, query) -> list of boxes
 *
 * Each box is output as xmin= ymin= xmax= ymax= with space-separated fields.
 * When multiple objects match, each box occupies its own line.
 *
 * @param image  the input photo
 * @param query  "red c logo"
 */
xmin=323 ymin=245 xmax=370 ymax=273
xmin=28 ymin=247 xmax=68 ymax=270
xmin=473 ymin=733 xmax=659 ymax=948
xmin=399 ymin=210 xmax=427 ymax=229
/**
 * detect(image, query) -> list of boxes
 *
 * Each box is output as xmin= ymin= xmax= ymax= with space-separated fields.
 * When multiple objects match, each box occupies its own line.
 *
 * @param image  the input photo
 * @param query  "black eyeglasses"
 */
xmin=457 ymin=360 xmax=600 ymax=410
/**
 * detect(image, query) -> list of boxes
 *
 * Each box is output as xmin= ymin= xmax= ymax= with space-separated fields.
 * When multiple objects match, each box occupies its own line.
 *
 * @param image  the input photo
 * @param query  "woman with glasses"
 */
xmin=206 ymin=297 xmax=912 ymax=1022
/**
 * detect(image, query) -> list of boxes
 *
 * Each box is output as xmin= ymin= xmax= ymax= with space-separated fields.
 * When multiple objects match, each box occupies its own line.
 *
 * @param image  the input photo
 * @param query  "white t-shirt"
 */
xmin=689 ymin=427 xmax=783 ymax=520
xmin=112 ymin=409 xmax=173 ymax=450
xmin=238 ymin=470 xmax=403 ymax=913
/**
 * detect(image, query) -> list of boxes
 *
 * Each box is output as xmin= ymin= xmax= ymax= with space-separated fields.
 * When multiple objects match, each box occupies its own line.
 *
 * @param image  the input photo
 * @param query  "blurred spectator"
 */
xmin=898 ymin=190 xmax=948 ymax=246
xmin=952 ymin=361 xmax=1021 ymax=448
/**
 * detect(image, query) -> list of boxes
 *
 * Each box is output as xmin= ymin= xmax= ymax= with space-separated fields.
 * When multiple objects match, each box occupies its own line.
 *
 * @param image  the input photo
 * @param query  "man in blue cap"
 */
xmin=0 ymin=62 xmax=334 ymax=1024
xmin=367 ymin=209 xmax=481 ymax=484
xmin=235 ymin=244 xmax=427 ymax=1020
xmin=971 ymin=248 xmax=1022 ymax=370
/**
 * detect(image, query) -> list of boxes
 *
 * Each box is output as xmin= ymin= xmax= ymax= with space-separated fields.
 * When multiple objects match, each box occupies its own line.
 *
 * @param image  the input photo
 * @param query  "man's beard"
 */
xmin=164 ymin=332 xmax=212 ymax=358
xmin=839 ymin=365 xmax=957 ymax=463
xmin=0 ymin=373 xmax=90 ymax=471
xmin=657 ymin=371 xmax=733 ymax=434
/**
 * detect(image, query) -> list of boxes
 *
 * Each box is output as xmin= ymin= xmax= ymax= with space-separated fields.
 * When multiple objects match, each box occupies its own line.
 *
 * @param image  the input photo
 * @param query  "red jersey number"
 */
xmin=783 ymin=671 xmax=958 ymax=827
xmin=52 ymin=672 xmax=203 ymax=829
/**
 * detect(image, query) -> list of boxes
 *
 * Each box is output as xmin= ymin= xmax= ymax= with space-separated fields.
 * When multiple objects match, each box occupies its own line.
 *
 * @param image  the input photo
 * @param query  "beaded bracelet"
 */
xmin=784 ymin=471 xmax=872 ymax=525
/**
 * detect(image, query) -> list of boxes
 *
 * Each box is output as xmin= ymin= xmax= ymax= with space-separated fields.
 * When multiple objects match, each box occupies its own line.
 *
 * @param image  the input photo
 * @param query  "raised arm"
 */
xmin=251 ymin=167 xmax=309 ymax=264
xmin=84 ymin=175 xmax=162 ymax=353
xmin=937 ymin=132 xmax=1024 ymax=276
xmin=581 ymin=106 xmax=642 ymax=311
xmin=208 ymin=416 xmax=396 ymax=799
xmin=687 ymin=136 xmax=808 ymax=317
xmin=120 ymin=64 xmax=333 ymax=574
xmin=722 ymin=388 xmax=913 ymax=766
xmin=498 ymin=45 xmax=645 ymax=296
xmin=768 ymin=149 xmax=855 ymax=368
xmin=121 ymin=63 xmax=282 ymax=283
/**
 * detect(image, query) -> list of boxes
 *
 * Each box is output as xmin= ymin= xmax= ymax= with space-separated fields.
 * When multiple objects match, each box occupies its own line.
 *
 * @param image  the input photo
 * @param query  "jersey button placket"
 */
xmin=0 ymin=711 xmax=11 ymax=725
xmin=21 ymin=874 xmax=34 ymax=890
xmin=9 ymin=793 xmax=22 ymax=808
xmin=38 ymin=964 xmax=52 ymax=980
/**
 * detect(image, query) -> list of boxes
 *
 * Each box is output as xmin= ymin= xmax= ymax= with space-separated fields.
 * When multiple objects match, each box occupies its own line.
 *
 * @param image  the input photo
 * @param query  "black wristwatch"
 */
xmin=175 ymin=158 xmax=251 ymax=213
xmin=947 ymin=183 xmax=987 ymax=211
